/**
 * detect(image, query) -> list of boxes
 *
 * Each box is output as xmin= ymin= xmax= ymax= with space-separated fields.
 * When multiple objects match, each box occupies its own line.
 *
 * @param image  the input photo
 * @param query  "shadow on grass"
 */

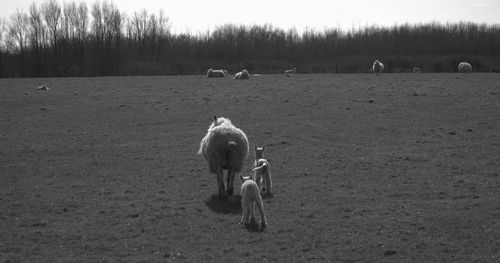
xmin=243 ymin=220 xmax=266 ymax=233
xmin=261 ymin=193 xmax=274 ymax=200
xmin=204 ymin=194 xmax=242 ymax=215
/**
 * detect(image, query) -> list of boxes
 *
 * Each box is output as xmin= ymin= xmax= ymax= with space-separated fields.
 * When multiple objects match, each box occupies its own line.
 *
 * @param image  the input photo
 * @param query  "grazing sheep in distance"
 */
xmin=206 ymin=69 xmax=226 ymax=78
xmin=36 ymin=85 xmax=49 ymax=90
xmin=239 ymin=173 xmax=267 ymax=229
xmin=253 ymin=145 xmax=272 ymax=195
xmin=284 ymin=68 xmax=297 ymax=77
xmin=372 ymin=60 xmax=384 ymax=75
xmin=198 ymin=116 xmax=249 ymax=198
xmin=458 ymin=62 xmax=472 ymax=73
xmin=234 ymin=69 xmax=250 ymax=80
xmin=412 ymin=67 xmax=422 ymax=73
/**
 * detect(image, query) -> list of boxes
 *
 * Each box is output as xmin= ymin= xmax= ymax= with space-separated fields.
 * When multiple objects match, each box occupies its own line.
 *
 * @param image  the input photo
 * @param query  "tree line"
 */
xmin=1 ymin=0 xmax=499 ymax=77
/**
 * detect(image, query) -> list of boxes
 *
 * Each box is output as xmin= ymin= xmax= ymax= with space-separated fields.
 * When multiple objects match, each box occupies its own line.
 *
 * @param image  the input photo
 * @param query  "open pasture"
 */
xmin=1 ymin=73 xmax=499 ymax=262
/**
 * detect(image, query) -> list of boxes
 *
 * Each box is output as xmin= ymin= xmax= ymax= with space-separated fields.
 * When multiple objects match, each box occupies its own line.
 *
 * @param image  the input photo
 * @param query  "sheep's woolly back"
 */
xmin=207 ymin=69 xmax=226 ymax=78
xmin=284 ymin=68 xmax=296 ymax=76
xmin=458 ymin=62 xmax=472 ymax=73
xmin=198 ymin=117 xmax=249 ymax=173
xmin=234 ymin=69 xmax=250 ymax=80
xmin=373 ymin=60 xmax=384 ymax=73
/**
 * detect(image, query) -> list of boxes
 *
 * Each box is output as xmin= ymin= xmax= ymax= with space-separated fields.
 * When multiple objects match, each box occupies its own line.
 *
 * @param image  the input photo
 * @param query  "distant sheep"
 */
xmin=458 ymin=62 xmax=472 ymax=73
xmin=372 ymin=60 xmax=384 ymax=75
xmin=234 ymin=69 xmax=250 ymax=80
xmin=412 ymin=67 xmax=422 ymax=73
xmin=252 ymin=145 xmax=272 ymax=195
xmin=206 ymin=69 xmax=226 ymax=78
xmin=284 ymin=68 xmax=297 ymax=77
xmin=239 ymin=173 xmax=267 ymax=228
xmin=36 ymin=85 xmax=49 ymax=91
xmin=198 ymin=116 xmax=249 ymax=198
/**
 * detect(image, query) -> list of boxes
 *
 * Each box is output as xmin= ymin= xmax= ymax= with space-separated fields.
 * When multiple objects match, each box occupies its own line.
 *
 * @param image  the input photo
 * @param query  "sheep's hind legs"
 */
xmin=217 ymin=168 xmax=225 ymax=198
xmin=226 ymin=169 xmax=235 ymax=196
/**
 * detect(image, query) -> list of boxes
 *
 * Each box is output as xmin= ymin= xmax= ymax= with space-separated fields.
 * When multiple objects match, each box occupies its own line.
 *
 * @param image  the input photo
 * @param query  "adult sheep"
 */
xmin=198 ymin=116 xmax=249 ymax=198
xmin=412 ymin=67 xmax=422 ymax=73
xmin=458 ymin=62 xmax=472 ymax=73
xmin=207 ymin=69 xmax=226 ymax=78
xmin=372 ymin=60 xmax=384 ymax=75
xmin=234 ymin=69 xmax=250 ymax=80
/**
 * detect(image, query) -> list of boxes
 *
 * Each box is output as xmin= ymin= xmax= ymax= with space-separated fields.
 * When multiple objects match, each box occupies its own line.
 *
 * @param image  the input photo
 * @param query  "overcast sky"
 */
xmin=1 ymin=0 xmax=499 ymax=33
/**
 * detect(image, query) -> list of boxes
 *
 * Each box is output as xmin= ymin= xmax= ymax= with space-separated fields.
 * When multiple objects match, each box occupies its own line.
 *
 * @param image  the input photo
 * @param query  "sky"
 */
xmin=1 ymin=0 xmax=499 ymax=33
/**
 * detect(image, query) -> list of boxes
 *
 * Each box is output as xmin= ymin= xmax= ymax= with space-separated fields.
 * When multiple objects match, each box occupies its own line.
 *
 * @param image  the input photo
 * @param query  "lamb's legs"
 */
xmin=255 ymin=195 xmax=267 ymax=227
xmin=226 ymin=169 xmax=235 ymax=196
xmin=217 ymin=168 xmax=225 ymax=198
xmin=264 ymin=169 xmax=272 ymax=195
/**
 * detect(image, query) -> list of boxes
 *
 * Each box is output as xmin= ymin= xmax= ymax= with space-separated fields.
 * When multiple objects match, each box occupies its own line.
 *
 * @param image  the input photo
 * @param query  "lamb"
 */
xmin=234 ymin=69 xmax=250 ymax=80
xmin=284 ymin=68 xmax=297 ymax=77
xmin=372 ymin=60 xmax=384 ymax=75
xmin=206 ymin=69 xmax=226 ymax=78
xmin=458 ymin=62 xmax=472 ymax=73
xmin=252 ymin=145 xmax=272 ymax=195
xmin=198 ymin=116 xmax=249 ymax=198
xmin=412 ymin=67 xmax=422 ymax=73
xmin=239 ymin=173 xmax=267 ymax=228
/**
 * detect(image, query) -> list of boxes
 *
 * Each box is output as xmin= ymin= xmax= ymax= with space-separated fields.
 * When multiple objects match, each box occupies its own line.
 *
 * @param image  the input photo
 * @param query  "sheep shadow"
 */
xmin=261 ymin=193 xmax=274 ymax=200
xmin=242 ymin=220 xmax=266 ymax=233
xmin=204 ymin=194 xmax=242 ymax=215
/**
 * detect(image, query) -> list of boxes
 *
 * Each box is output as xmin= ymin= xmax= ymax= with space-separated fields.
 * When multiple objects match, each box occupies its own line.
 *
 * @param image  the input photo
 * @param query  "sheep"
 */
xmin=252 ymin=145 xmax=272 ymax=195
xmin=284 ymin=68 xmax=297 ymax=77
xmin=458 ymin=62 xmax=472 ymax=73
xmin=36 ymin=85 xmax=49 ymax=90
xmin=234 ymin=69 xmax=250 ymax=80
xmin=198 ymin=116 xmax=249 ymax=198
xmin=412 ymin=67 xmax=422 ymax=73
xmin=239 ymin=173 xmax=267 ymax=228
xmin=206 ymin=69 xmax=226 ymax=78
xmin=372 ymin=60 xmax=384 ymax=75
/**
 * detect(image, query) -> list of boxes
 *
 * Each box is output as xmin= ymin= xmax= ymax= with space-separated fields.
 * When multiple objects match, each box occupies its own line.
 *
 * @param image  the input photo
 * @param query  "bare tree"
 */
xmin=90 ymin=0 xmax=103 ymax=45
xmin=131 ymin=9 xmax=147 ymax=50
xmin=102 ymin=1 xmax=122 ymax=46
xmin=0 ymin=17 xmax=6 ymax=51
xmin=29 ymin=3 xmax=45 ymax=75
xmin=42 ymin=0 xmax=61 ymax=55
xmin=63 ymin=1 xmax=78 ymax=42
xmin=0 ymin=17 xmax=6 ymax=77
xmin=8 ymin=9 xmax=30 ymax=76
xmin=76 ymin=1 xmax=88 ymax=43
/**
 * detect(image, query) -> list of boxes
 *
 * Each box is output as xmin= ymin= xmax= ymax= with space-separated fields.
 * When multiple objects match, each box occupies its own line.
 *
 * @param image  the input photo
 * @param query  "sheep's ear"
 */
xmin=213 ymin=115 xmax=217 ymax=122
xmin=254 ymin=145 xmax=257 ymax=151
xmin=262 ymin=145 xmax=265 ymax=151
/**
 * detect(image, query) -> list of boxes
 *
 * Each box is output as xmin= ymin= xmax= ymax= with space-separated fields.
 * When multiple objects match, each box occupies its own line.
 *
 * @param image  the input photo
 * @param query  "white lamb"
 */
xmin=234 ymin=69 xmax=250 ymax=80
xmin=284 ymin=68 xmax=297 ymax=77
xmin=458 ymin=62 xmax=472 ymax=73
xmin=239 ymin=173 xmax=267 ymax=228
xmin=372 ymin=60 xmax=384 ymax=75
xmin=252 ymin=145 xmax=272 ymax=195
xmin=412 ymin=67 xmax=422 ymax=73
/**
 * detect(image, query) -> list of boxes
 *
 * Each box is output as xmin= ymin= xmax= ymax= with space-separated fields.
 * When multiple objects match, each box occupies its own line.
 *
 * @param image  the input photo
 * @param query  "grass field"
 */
xmin=1 ymin=73 xmax=499 ymax=262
